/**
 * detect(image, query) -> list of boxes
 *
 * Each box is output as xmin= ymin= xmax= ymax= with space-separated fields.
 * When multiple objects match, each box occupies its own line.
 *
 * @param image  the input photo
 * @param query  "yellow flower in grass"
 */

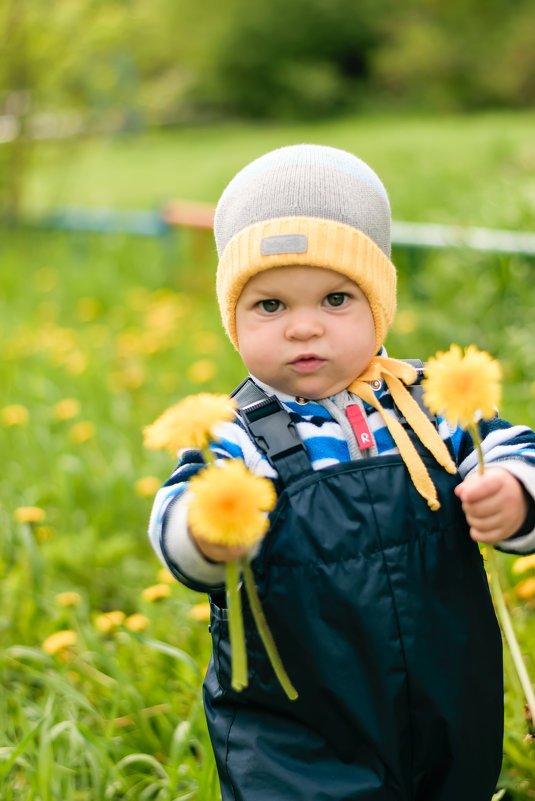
xmin=134 ymin=476 xmax=161 ymax=497
xmin=52 ymin=398 xmax=80 ymax=421
xmin=125 ymin=613 xmax=149 ymax=632
xmin=69 ymin=420 xmax=96 ymax=444
xmin=422 ymin=344 xmax=501 ymax=428
xmin=157 ymin=568 xmax=175 ymax=584
xmin=512 ymin=554 xmax=535 ymax=575
xmin=143 ymin=393 xmax=236 ymax=455
xmin=189 ymin=602 xmax=211 ymax=621
xmin=142 ymin=583 xmax=171 ymax=602
xmin=188 ymin=460 xmax=276 ymax=548
xmin=514 ymin=577 xmax=535 ymax=601
xmin=95 ymin=610 xmax=126 ymax=633
xmin=55 ymin=591 xmax=82 ymax=607
xmin=42 ymin=629 xmax=77 ymax=655
xmin=188 ymin=359 xmax=216 ymax=384
xmin=14 ymin=506 xmax=46 ymax=524
xmin=2 ymin=405 xmax=29 ymax=426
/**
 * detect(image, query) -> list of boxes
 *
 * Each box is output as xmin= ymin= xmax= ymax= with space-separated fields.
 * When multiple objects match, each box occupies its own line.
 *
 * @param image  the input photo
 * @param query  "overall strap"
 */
xmin=231 ymin=378 xmax=313 ymax=485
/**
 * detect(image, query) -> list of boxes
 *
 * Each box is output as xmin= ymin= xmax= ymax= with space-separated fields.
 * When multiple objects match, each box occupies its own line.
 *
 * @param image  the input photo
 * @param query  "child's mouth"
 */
xmin=290 ymin=355 xmax=326 ymax=373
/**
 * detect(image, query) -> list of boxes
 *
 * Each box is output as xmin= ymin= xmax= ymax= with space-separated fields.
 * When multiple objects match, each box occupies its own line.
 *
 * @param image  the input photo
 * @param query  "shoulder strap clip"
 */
xmin=231 ymin=378 xmax=312 ymax=482
xmin=241 ymin=396 xmax=308 ymax=466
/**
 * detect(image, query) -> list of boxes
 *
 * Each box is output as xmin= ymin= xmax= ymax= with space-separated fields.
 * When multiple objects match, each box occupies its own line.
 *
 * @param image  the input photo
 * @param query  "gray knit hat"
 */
xmin=214 ymin=144 xmax=396 ymax=350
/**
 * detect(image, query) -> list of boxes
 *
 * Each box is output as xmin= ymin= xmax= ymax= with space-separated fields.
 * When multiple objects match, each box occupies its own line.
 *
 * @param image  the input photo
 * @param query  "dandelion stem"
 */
xmin=226 ymin=560 xmax=247 ymax=691
xmin=241 ymin=558 xmax=298 ymax=701
xmin=486 ymin=547 xmax=535 ymax=729
xmin=469 ymin=422 xmax=485 ymax=475
xmin=470 ymin=419 xmax=535 ymax=729
xmin=201 ymin=446 xmax=215 ymax=465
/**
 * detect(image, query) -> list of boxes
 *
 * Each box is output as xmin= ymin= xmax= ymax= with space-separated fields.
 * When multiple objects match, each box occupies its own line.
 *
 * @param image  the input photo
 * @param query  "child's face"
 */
xmin=235 ymin=266 xmax=376 ymax=399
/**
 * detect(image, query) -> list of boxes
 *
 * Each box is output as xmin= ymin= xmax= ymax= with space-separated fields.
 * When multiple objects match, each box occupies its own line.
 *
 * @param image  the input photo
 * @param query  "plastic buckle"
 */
xmin=241 ymin=397 xmax=307 ymax=465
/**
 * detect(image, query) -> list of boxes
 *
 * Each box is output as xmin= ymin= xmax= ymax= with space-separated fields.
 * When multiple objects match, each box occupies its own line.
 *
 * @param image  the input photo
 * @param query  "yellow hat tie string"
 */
xmin=347 ymin=357 xmax=457 ymax=510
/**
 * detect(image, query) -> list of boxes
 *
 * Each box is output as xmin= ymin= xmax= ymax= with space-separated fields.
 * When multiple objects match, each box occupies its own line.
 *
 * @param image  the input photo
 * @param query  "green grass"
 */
xmin=1 ymin=110 xmax=535 ymax=798
xmin=23 ymin=109 xmax=535 ymax=231
xmin=0 ymin=229 xmax=234 ymax=800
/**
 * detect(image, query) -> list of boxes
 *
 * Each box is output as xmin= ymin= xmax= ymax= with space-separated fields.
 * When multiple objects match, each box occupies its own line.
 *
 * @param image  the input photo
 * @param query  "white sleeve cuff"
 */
xmin=489 ymin=459 xmax=535 ymax=553
xmin=162 ymin=493 xmax=227 ymax=586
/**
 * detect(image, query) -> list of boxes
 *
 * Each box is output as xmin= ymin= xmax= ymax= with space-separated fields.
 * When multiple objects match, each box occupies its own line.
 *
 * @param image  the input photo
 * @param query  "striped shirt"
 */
xmin=149 ymin=368 xmax=535 ymax=589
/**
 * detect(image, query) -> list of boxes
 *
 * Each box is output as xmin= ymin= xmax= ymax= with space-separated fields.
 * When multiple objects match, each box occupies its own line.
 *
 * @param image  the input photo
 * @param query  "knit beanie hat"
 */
xmin=214 ymin=144 xmax=396 ymax=352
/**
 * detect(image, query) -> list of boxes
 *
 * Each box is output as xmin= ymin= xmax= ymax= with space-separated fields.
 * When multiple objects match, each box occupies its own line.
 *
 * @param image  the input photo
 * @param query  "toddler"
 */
xmin=149 ymin=145 xmax=535 ymax=801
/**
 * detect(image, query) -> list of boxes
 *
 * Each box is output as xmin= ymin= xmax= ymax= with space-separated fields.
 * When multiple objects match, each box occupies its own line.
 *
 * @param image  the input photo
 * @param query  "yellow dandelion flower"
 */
xmin=157 ymin=568 xmax=175 ymax=584
xmin=512 ymin=554 xmax=535 ymax=575
xmin=69 ymin=420 xmax=96 ymax=444
xmin=106 ymin=610 xmax=125 ymax=626
xmin=422 ymin=344 xmax=501 ymax=428
xmin=144 ymin=292 xmax=184 ymax=333
xmin=95 ymin=610 xmax=126 ymax=633
xmin=42 ymin=629 xmax=77 ymax=655
xmin=65 ymin=350 xmax=88 ymax=375
xmin=125 ymin=613 xmax=150 ymax=632
xmin=52 ymin=398 xmax=80 ymax=421
xmin=2 ymin=404 xmax=29 ymax=426
xmin=143 ymin=393 xmax=236 ymax=455
xmin=142 ymin=583 xmax=171 ymax=602
xmin=514 ymin=577 xmax=535 ymax=601
xmin=108 ymin=363 xmax=146 ymax=392
xmin=188 ymin=602 xmax=211 ymax=621
xmin=188 ymin=460 xmax=277 ymax=548
xmin=14 ymin=506 xmax=46 ymax=524
xmin=134 ymin=476 xmax=161 ymax=497
xmin=55 ymin=591 xmax=82 ymax=607
xmin=188 ymin=359 xmax=217 ymax=384
xmin=94 ymin=615 xmax=115 ymax=634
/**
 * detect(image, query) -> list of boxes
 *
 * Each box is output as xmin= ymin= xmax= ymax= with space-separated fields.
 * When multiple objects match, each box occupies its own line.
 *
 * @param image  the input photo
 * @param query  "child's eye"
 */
xmin=258 ymin=299 xmax=282 ymax=313
xmin=325 ymin=292 xmax=348 ymax=307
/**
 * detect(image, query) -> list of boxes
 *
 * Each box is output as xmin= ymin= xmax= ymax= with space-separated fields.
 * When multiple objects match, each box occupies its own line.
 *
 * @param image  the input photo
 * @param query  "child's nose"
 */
xmin=285 ymin=310 xmax=323 ymax=340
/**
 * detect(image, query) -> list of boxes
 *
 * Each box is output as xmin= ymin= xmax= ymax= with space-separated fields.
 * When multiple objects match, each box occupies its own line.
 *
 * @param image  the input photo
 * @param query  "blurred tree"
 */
xmin=191 ymin=0 xmax=395 ymax=118
xmin=0 ymin=0 xmax=34 ymax=218
xmin=0 ymin=0 xmax=142 ymax=217
xmin=371 ymin=0 xmax=535 ymax=111
xmin=0 ymin=0 xmax=189 ymax=217
xmin=1 ymin=0 xmax=534 ymax=219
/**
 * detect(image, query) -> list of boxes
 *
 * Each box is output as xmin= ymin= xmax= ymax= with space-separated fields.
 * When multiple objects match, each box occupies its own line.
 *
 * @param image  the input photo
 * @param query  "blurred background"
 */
xmin=1 ymin=1 xmax=534 ymax=799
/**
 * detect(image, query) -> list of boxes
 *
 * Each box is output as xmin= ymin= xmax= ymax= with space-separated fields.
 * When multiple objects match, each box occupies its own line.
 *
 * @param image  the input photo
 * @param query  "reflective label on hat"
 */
xmin=260 ymin=234 xmax=308 ymax=256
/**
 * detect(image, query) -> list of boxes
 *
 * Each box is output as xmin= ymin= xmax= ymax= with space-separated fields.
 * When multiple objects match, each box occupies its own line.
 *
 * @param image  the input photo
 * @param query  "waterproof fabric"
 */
xmin=203 ymin=438 xmax=503 ymax=801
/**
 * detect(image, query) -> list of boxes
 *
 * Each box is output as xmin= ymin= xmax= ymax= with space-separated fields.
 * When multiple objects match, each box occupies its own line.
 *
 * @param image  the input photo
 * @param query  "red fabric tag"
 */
xmin=346 ymin=404 xmax=374 ymax=450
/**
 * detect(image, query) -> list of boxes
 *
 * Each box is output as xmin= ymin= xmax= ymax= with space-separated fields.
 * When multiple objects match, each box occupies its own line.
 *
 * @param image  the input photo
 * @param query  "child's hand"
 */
xmin=189 ymin=530 xmax=251 ymax=564
xmin=454 ymin=467 xmax=529 ymax=544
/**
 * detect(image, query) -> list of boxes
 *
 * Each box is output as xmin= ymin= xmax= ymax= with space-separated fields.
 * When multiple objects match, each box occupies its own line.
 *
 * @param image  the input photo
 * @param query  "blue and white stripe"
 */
xmin=148 ymin=374 xmax=535 ymax=577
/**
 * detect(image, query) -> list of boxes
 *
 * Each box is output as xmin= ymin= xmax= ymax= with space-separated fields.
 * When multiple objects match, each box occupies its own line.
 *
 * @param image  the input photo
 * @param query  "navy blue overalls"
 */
xmin=203 ymin=378 xmax=503 ymax=801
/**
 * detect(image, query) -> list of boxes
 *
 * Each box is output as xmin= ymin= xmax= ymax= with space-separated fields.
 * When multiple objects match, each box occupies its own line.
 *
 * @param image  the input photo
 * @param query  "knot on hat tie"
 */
xmin=347 ymin=357 xmax=457 ymax=510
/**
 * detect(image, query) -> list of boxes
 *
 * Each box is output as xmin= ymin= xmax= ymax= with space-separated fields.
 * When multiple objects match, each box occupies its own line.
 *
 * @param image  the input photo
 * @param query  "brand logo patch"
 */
xmin=346 ymin=404 xmax=375 ymax=450
xmin=260 ymin=234 xmax=308 ymax=256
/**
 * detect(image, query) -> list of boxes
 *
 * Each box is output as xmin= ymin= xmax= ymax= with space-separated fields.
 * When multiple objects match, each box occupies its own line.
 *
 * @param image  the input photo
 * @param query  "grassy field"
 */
xmin=1 ymin=111 xmax=535 ymax=798
xmin=23 ymin=109 xmax=535 ymax=230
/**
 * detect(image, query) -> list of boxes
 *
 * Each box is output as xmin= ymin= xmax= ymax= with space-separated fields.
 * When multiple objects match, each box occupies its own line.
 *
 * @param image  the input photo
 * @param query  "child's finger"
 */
xmin=454 ymin=472 xmax=501 ymax=503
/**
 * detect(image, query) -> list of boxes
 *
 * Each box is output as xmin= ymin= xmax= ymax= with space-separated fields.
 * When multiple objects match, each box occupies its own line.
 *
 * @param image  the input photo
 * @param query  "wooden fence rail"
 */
xmin=41 ymin=202 xmax=535 ymax=257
